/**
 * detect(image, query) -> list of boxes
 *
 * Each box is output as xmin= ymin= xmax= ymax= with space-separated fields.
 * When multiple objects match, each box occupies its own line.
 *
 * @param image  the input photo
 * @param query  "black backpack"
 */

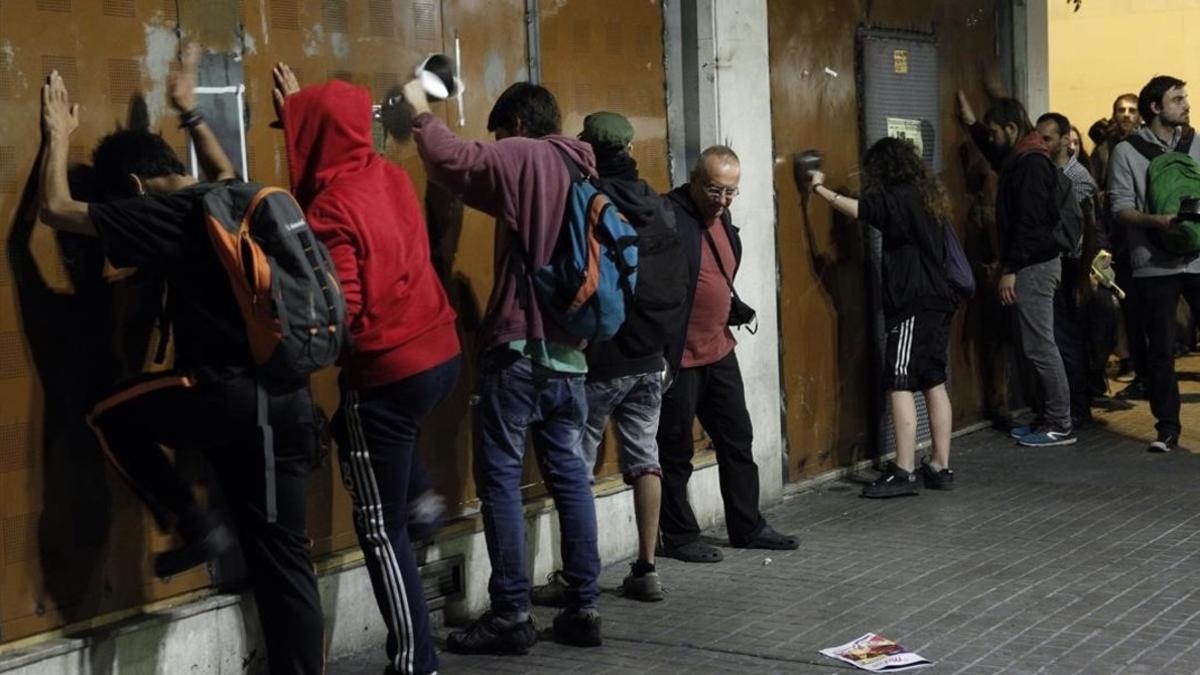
xmin=594 ymin=180 xmax=688 ymax=355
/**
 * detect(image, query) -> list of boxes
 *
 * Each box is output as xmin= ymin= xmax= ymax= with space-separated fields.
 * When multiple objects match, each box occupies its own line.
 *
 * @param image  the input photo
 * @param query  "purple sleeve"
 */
xmin=411 ymin=112 xmax=509 ymax=217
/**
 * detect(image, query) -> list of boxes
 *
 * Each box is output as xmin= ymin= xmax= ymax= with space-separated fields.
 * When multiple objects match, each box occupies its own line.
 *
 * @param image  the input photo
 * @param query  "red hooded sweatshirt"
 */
xmin=282 ymin=80 xmax=459 ymax=388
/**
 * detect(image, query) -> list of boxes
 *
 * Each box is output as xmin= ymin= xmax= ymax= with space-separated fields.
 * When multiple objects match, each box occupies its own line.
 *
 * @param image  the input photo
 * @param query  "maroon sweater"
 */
xmin=283 ymin=82 xmax=460 ymax=388
xmin=413 ymin=112 xmax=596 ymax=352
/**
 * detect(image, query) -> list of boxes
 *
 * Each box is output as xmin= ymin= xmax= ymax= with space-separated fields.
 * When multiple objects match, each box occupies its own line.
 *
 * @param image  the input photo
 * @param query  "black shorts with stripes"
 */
xmin=885 ymin=310 xmax=951 ymax=392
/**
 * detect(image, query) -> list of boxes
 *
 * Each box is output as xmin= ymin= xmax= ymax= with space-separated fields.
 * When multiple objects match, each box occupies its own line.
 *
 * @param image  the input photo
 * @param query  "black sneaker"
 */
xmin=552 ymin=607 xmax=602 ymax=647
xmin=862 ymin=463 xmax=919 ymax=498
xmin=1116 ymin=379 xmax=1147 ymax=400
xmin=155 ymin=509 xmax=246 ymax=591
xmin=917 ymin=456 xmax=955 ymax=491
xmin=530 ymin=570 xmax=570 ymax=607
xmin=1148 ymin=433 xmax=1178 ymax=453
xmin=621 ymin=564 xmax=664 ymax=602
xmin=446 ymin=611 xmax=537 ymax=655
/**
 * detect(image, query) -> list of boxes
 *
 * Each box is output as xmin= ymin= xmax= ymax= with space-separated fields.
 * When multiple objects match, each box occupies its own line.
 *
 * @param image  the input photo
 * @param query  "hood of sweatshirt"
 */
xmin=596 ymin=176 xmax=665 ymax=229
xmin=282 ymin=79 xmax=376 ymax=208
xmin=1008 ymin=129 xmax=1046 ymax=160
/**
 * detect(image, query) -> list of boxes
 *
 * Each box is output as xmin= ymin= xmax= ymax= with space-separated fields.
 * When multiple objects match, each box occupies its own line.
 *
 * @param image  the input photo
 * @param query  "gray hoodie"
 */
xmin=1108 ymin=125 xmax=1200 ymax=277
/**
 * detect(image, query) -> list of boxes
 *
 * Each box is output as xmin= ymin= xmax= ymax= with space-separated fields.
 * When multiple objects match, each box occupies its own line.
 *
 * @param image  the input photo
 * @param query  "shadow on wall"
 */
xmin=956 ymin=139 xmax=1033 ymax=423
xmin=8 ymin=156 xmax=121 ymax=625
xmin=420 ymin=176 xmax=482 ymax=511
xmin=798 ymin=182 xmax=877 ymax=466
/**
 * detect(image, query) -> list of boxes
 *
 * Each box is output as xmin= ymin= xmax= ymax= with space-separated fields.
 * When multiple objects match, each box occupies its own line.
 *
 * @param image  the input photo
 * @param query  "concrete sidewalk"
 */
xmin=333 ymin=368 xmax=1200 ymax=674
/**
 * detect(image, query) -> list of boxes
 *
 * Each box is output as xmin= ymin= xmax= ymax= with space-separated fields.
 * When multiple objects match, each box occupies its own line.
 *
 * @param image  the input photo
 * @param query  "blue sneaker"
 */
xmin=1009 ymin=425 xmax=1035 ymax=440
xmin=1018 ymin=428 xmax=1077 ymax=447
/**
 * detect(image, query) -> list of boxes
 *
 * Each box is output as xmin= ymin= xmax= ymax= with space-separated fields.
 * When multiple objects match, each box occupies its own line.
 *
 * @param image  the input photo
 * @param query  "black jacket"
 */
xmin=584 ymin=176 xmax=675 ymax=380
xmin=858 ymin=185 xmax=957 ymax=326
xmin=969 ymin=124 xmax=1062 ymax=272
xmin=662 ymin=185 xmax=743 ymax=371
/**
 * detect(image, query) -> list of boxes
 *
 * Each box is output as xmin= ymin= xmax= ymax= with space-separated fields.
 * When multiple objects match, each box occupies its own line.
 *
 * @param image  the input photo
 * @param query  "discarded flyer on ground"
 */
xmin=819 ymin=633 xmax=932 ymax=671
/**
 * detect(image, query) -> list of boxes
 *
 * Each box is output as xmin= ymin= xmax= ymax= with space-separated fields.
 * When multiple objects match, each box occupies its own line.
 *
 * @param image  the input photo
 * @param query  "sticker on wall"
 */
xmin=893 ymin=49 xmax=908 ymax=74
xmin=886 ymin=117 xmax=923 ymax=157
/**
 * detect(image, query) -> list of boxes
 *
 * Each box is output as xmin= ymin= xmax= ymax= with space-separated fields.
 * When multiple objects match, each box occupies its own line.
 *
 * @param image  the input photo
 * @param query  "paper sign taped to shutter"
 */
xmin=893 ymin=49 xmax=908 ymax=73
xmin=886 ymin=117 xmax=923 ymax=157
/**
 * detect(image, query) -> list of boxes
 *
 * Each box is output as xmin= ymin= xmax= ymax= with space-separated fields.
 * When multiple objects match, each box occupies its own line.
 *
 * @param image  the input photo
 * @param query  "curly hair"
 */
xmin=861 ymin=136 xmax=952 ymax=225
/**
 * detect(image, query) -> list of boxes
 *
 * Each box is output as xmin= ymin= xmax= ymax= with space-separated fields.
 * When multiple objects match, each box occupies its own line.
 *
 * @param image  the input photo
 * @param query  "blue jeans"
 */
xmin=472 ymin=350 xmax=600 ymax=613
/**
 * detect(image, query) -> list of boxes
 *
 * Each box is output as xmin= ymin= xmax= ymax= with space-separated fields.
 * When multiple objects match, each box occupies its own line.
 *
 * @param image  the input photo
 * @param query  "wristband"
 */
xmin=179 ymin=108 xmax=204 ymax=129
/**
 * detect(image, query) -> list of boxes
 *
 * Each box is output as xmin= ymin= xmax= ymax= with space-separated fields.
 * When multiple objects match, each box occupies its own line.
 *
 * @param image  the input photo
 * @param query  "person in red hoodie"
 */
xmin=274 ymin=65 xmax=461 ymax=675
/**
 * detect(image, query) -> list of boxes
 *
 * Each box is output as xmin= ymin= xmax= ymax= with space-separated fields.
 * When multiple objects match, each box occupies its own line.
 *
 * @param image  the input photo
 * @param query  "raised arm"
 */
xmin=404 ymin=78 xmax=507 ymax=215
xmin=38 ymin=71 xmax=94 ymax=236
xmin=169 ymin=43 xmax=237 ymax=182
xmin=807 ymin=171 xmax=860 ymax=219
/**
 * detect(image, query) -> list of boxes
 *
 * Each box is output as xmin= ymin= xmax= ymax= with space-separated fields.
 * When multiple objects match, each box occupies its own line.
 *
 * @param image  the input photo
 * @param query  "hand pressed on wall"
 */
xmin=168 ymin=43 xmax=202 ymax=114
xmin=41 ymin=71 xmax=80 ymax=140
xmin=272 ymin=62 xmax=301 ymax=125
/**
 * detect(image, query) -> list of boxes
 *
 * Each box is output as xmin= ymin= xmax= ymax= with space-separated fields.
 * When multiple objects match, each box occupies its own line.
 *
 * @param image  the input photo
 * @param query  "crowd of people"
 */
xmin=28 ymin=37 xmax=1199 ymax=673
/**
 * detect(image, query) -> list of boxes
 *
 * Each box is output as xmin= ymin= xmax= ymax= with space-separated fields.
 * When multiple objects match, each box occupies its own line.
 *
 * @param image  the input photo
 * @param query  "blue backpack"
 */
xmin=519 ymin=147 xmax=638 ymax=342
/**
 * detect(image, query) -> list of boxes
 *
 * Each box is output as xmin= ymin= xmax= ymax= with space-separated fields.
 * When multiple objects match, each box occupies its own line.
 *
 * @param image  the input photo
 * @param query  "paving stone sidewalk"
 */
xmin=333 ymin=389 xmax=1200 ymax=674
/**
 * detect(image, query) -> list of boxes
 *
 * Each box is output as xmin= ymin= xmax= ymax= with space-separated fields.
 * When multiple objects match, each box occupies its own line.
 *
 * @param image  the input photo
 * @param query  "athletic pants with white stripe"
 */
xmin=331 ymin=356 xmax=461 ymax=675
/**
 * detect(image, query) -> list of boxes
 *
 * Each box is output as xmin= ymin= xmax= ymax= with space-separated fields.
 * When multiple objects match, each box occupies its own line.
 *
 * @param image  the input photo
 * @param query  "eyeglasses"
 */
xmin=704 ymin=182 xmax=740 ymax=199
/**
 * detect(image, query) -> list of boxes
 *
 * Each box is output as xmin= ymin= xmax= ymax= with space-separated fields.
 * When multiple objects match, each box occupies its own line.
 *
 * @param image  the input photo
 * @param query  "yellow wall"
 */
xmin=1049 ymin=0 xmax=1200 ymax=152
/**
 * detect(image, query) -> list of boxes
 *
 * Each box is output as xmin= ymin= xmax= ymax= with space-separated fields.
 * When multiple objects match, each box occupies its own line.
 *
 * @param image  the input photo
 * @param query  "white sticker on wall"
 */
xmin=886 ymin=117 xmax=923 ymax=157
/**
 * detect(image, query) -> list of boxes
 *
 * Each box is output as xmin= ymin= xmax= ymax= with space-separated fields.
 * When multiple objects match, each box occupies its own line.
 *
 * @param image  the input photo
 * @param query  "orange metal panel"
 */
xmin=768 ymin=0 xmax=999 ymax=480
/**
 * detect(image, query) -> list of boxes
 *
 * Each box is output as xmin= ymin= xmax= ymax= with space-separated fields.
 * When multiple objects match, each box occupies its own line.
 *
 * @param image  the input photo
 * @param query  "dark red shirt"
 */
xmin=682 ymin=217 xmax=736 ymax=367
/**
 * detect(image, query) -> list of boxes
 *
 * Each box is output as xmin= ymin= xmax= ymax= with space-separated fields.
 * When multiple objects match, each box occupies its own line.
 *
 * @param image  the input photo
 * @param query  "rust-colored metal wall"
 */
xmin=0 ymin=0 xmax=671 ymax=645
xmin=769 ymin=0 xmax=1003 ymax=480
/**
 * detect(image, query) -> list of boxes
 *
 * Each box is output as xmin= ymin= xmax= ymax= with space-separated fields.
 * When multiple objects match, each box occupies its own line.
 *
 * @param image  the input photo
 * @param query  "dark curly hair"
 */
xmin=862 ymin=136 xmax=952 ymax=226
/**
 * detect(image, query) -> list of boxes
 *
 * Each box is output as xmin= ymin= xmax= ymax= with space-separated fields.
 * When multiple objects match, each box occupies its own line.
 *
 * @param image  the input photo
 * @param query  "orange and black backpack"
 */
xmin=201 ymin=180 xmax=346 ymax=379
xmin=92 ymin=181 xmax=345 ymax=523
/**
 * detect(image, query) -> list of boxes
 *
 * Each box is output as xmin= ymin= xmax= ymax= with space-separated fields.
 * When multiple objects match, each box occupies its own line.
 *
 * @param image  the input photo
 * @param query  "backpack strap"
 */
xmin=1178 ymin=127 xmax=1196 ymax=154
xmin=256 ymin=379 xmax=277 ymax=523
xmin=553 ymin=145 xmax=586 ymax=183
xmin=502 ymin=145 xmax=584 ymax=328
xmin=701 ymin=227 xmax=756 ymax=333
xmin=1126 ymin=134 xmax=1165 ymax=162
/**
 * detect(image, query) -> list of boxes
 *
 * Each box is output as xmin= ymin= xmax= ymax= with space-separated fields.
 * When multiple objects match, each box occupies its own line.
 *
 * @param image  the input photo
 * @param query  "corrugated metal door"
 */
xmin=858 ymin=28 xmax=941 ymax=454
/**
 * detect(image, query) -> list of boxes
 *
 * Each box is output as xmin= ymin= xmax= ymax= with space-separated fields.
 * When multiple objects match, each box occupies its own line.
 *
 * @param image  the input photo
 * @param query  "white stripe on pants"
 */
xmin=344 ymin=391 xmax=417 ymax=674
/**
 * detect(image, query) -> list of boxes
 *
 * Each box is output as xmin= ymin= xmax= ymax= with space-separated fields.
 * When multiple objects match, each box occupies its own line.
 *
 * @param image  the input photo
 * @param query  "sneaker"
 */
xmin=861 ymin=463 xmax=919 ymax=498
xmin=621 ymin=565 xmax=665 ymax=602
xmin=155 ymin=509 xmax=246 ymax=591
xmin=736 ymin=524 xmax=800 ymax=550
xmin=1018 ymin=428 xmax=1077 ymax=447
xmin=1009 ymin=424 xmax=1035 ymax=440
xmin=1115 ymin=379 xmax=1146 ymax=400
xmin=445 ymin=611 xmax=537 ymax=655
xmin=917 ymin=456 xmax=955 ymax=491
xmin=552 ymin=607 xmax=602 ymax=647
xmin=530 ymin=570 xmax=570 ymax=607
xmin=408 ymin=489 xmax=446 ymax=544
xmin=1148 ymin=433 xmax=1178 ymax=453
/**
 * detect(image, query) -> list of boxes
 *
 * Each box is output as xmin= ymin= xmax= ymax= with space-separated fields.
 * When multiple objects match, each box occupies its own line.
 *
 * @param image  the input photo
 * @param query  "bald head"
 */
xmin=689 ymin=145 xmax=742 ymax=219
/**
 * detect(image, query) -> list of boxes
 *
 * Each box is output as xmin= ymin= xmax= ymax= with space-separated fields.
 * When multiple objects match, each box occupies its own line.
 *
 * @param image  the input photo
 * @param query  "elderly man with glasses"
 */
xmin=655 ymin=146 xmax=800 ymax=564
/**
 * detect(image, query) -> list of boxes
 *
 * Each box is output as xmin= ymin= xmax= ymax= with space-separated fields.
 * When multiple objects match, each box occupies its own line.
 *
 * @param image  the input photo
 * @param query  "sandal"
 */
xmin=657 ymin=540 xmax=723 ymax=563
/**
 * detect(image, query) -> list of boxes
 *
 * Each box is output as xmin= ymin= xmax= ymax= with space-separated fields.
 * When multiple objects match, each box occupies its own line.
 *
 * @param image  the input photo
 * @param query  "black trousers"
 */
xmin=1055 ymin=258 xmax=1091 ymax=423
xmin=1137 ymin=273 xmax=1200 ymax=437
xmin=1115 ymin=257 xmax=1148 ymax=377
xmin=1083 ymin=285 xmax=1120 ymax=396
xmin=89 ymin=368 xmax=324 ymax=675
xmin=656 ymin=350 xmax=765 ymax=548
xmin=330 ymin=356 xmax=460 ymax=675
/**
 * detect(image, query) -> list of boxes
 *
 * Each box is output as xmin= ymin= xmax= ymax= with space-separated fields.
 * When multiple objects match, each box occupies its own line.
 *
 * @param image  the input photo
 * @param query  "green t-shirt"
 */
xmin=507 ymin=339 xmax=588 ymax=375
